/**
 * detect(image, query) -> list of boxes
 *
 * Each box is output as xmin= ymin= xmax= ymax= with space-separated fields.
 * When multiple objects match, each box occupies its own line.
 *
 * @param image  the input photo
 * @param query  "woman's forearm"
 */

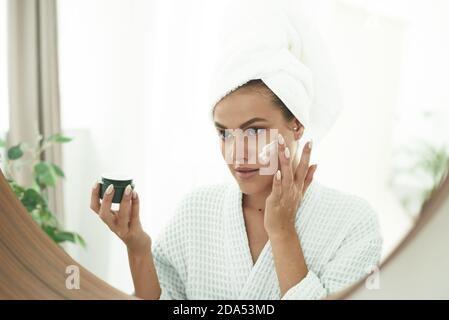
xmin=127 ymin=246 xmax=161 ymax=300
xmin=270 ymin=228 xmax=308 ymax=297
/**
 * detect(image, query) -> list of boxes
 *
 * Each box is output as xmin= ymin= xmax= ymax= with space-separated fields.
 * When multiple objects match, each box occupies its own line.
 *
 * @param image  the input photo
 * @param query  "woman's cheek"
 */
xmin=220 ymin=140 xmax=233 ymax=163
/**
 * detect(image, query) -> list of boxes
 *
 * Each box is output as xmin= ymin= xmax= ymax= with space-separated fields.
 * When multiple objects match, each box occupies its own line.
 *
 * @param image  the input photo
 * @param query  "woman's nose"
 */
xmin=226 ymin=136 xmax=258 ymax=165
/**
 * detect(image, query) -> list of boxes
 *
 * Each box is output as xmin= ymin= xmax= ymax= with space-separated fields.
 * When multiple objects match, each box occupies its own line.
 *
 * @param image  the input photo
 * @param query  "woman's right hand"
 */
xmin=90 ymin=182 xmax=151 ymax=256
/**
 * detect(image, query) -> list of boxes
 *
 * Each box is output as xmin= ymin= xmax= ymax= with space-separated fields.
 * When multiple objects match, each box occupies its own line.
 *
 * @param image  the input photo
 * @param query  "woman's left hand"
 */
xmin=264 ymin=134 xmax=317 ymax=238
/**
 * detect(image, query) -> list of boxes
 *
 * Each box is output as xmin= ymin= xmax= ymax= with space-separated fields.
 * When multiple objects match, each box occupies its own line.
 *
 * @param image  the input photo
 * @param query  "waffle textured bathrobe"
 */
xmin=151 ymin=180 xmax=382 ymax=300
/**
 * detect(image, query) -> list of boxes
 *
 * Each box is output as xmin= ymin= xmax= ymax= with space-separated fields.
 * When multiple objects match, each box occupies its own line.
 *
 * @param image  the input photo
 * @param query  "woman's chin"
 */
xmin=234 ymin=175 xmax=271 ymax=195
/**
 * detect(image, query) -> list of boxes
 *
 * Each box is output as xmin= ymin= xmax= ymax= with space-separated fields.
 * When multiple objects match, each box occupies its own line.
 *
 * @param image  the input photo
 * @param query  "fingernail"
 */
xmin=278 ymin=133 xmax=284 ymax=145
xmin=92 ymin=180 xmax=98 ymax=189
xmin=309 ymin=140 xmax=313 ymax=150
xmin=105 ymin=184 xmax=114 ymax=195
xmin=276 ymin=170 xmax=281 ymax=180
xmin=285 ymin=147 xmax=290 ymax=159
xmin=132 ymin=191 xmax=137 ymax=199
xmin=125 ymin=184 xmax=132 ymax=196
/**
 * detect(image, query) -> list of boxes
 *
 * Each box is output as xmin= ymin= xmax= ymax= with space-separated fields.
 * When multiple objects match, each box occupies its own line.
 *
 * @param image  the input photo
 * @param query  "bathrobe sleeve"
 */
xmin=281 ymin=199 xmax=383 ymax=300
xmin=151 ymin=198 xmax=190 ymax=300
xmin=151 ymin=238 xmax=186 ymax=300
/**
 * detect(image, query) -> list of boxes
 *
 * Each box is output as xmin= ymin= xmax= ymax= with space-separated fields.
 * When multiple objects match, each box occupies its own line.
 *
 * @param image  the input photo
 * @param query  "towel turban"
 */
xmin=208 ymin=0 xmax=342 ymax=143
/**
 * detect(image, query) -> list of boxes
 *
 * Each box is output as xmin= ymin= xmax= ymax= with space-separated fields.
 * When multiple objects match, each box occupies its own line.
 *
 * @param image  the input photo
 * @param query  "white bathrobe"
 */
xmin=151 ymin=180 xmax=382 ymax=300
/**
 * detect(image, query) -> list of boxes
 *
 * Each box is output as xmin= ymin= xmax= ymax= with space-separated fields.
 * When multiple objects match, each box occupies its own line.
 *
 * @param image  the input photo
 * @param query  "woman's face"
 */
xmin=213 ymin=89 xmax=303 ymax=195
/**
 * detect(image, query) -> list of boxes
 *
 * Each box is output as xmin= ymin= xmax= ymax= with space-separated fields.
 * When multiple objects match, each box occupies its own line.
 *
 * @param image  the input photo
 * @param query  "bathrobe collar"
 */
xmin=223 ymin=180 xmax=317 ymax=299
xmin=223 ymin=182 xmax=280 ymax=299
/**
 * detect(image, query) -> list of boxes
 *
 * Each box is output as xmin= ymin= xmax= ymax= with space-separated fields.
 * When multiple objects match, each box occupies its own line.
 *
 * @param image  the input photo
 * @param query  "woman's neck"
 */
xmin=242 ymin=188 xmax=272 ymax=213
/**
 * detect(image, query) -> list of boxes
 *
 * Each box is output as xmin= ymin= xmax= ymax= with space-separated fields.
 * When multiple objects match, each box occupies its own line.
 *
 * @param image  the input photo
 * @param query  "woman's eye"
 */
xmin=246 ymin=128 xmax=266 ymax=136
xmin=218 ymin=130 xmax=232 ymax=140
xmin=218 ymin=128 xmax=266 ymax=140
xmin=246 ymin=128 xmax=257 ymax=136
xmin=256 ymin=128 xmax=266 ymax=135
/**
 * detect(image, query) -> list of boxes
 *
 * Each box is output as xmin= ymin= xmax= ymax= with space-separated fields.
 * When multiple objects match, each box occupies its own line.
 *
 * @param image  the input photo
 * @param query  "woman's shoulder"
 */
xmin=170 ymin=182 xmax=233 ymax=219
xmin=154 ymin=183 xmax=231 ymax=245
xmin=176 ymin=182 xmax=231 ymax=206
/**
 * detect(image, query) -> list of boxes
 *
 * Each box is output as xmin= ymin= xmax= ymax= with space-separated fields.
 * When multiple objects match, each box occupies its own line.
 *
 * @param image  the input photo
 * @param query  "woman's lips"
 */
xmin=234 ymin=168 xmax=259 ymax=179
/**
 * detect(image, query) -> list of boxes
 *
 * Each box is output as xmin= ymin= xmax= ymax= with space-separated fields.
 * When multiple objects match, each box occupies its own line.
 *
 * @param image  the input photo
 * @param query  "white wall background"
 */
xmin=55 ymin=0 xmax=448 ymax=294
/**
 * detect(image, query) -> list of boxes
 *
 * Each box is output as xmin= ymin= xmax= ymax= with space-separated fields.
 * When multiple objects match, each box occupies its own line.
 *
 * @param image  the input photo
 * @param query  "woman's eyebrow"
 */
xmin=214 ymin=117 xmax=268 ymax=130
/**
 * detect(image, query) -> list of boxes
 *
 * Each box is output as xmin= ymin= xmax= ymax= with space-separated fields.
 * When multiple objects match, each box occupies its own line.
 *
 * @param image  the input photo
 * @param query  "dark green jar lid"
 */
xmin=99 ymin=173 xmax=135 ymax=203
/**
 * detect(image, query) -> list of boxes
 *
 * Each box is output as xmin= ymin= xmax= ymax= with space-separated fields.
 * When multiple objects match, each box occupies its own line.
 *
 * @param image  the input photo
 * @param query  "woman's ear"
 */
xmin=292 ymin=119 xmax=304 ymax=141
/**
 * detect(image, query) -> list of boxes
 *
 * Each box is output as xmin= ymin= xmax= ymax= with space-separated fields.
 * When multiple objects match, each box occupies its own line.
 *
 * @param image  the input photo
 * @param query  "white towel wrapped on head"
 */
xmin=208 ymin=0 xmax=342 ymax=143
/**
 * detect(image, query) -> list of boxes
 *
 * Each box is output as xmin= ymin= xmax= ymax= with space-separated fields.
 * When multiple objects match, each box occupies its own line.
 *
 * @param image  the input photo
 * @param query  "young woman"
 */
xmin=89 ymin=77 xmax=382 ymax=300
xmin=89 ymin=1 xmax=382 ymax=299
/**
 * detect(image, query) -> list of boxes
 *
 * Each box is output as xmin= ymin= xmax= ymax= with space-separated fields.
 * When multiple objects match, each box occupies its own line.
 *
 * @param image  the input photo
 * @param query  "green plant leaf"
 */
xmin=31 ymin=180 xmax=41 ymax=193
xmin=42 ymin=225 xmax=57 ymax=240
xmin=51 ymin=163 xmax=65 ymax=178
xmin=22 ymin=188 xmax=46 ymax=212
xmin=9 ymin=181 xmax=26 ymax=198
xmin=0 ymin=138 xmax=5 ymax=148
xmin=30 ymin=209 xmax=43 ymax=225
xmin=7 ymin=144 xmax=23 ymax=160
xmin=6 ymin=134 xmax=85 ymax=249
xmin=34 ymin=162 xmax=57 ymax=187
xmin=40 ymin=209 xmax=58 ymax=227
xmin=53 ymin=231 xmax=74 ymax=243
xmin=41 ymin=224 xmax=87 ymax=248
xmin=46 ymin=134 xmax=73 ymax=144
xmin=54 ymin=230 xmax=78 ymax=244
xmin=74 ymin=233 xmax=87 ymax=248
